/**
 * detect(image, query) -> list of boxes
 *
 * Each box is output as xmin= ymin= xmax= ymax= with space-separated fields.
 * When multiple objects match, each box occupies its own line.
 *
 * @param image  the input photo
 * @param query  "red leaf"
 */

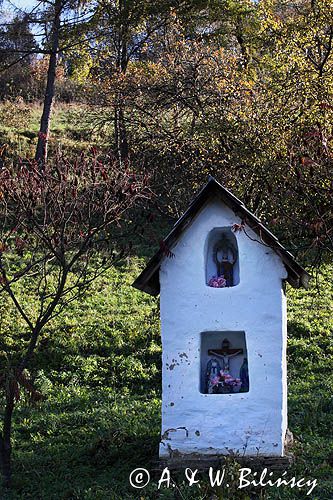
xmin=319 ymin=102 xmax=333 ymax=111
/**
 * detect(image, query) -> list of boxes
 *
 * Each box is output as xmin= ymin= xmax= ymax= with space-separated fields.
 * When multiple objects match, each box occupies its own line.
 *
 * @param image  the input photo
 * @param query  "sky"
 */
xmin=2 ymin=0 xmax=38 ymax=17
xmin=6 ymin=0 xmax=36 ymax=10
xmin=2 ymin=0 xmax=47 ymax=39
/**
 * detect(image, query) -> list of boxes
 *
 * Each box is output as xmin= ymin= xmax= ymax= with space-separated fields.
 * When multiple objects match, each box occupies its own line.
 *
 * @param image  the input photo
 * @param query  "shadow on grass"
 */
xmin=7 ymin=388 xmax=161 ymax=499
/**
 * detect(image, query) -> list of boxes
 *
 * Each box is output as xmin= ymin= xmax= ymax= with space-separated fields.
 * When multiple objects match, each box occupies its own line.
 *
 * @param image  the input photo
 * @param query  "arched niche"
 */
xmin=205 ymin=227 xmax=240 ymax=287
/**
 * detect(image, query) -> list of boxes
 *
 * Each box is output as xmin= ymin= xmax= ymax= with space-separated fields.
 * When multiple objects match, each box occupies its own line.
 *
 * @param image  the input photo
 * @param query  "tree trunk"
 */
xmin=35 ymin=0 xmax=62 ymax=165
xmin=114 ymin=0 xmax=129 ymax=164
xmin=0 ymin=391 xmax=15 ymax=488
xmin=0 ymin=327 xmax=42 ymax=487
xmin=114 ymin=104 xmax=128 ymax=163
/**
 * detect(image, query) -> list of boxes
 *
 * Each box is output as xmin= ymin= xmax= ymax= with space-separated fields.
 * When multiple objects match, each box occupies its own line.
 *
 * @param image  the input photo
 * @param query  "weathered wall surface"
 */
xmin=159 ymin=197 xmax=288 ymax=458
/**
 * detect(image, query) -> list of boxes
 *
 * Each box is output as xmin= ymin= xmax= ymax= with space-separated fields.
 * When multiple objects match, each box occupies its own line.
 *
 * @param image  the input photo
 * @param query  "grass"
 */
xmin=0 ymin=254 xmax=332 ymax=499
xmin=0 ymin=102 xmax=109 ymax=159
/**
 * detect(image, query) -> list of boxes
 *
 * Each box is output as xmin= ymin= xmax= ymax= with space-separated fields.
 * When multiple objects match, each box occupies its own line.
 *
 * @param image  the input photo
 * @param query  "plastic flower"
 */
xmin=208 ymin=275 xmax=227 ymax=288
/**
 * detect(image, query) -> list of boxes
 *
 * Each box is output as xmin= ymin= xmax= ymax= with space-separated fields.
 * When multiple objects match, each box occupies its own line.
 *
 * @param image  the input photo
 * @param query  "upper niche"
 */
xmin=206 ymin=228 xmax=239 ymax=287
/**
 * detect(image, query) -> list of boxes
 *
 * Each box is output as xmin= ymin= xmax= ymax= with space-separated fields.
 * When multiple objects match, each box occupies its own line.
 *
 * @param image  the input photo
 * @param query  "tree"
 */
xmin=34 ymin=0 xmax=62 ymax=163
xmin=227 ymin=0 xmax=333 ymax=262
xmin=87 ymin=16 xmax=255 ymax=213
xmin=91 ymin=0 xmax=185 ymax=162
xmin=0 ymin=14 xmax=38 ymax=99
xmin=33 ymin=0 xmax=95 ymax=163
xmin=0 ymin=0 xmax=95 ymax=163
xmin=101 ymin=0 xmax=332 ymax=265
xmin=0 ymin=152 xmax=149 ymax=486
xmin=34 ymin=0 xmax=173 ymax=163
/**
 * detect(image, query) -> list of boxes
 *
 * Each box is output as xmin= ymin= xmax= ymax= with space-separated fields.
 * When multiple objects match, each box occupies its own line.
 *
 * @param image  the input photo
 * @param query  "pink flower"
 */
xmin=208 ymin=275 xmax=227 ymax=288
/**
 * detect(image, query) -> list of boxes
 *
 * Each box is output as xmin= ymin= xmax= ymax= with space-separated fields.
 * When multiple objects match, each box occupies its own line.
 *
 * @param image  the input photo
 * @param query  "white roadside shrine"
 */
xmin=133 ymin=177 xmax=310 ymax=461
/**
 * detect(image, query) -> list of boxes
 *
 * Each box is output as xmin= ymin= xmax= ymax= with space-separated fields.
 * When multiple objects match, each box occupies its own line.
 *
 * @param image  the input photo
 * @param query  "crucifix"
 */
xmin=208 ymin=338 xmax=243 ymax=373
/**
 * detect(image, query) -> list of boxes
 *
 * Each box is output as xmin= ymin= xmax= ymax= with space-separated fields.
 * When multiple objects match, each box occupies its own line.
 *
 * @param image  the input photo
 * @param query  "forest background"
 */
xmin=0 ymin=0 xmax=332 ymax=498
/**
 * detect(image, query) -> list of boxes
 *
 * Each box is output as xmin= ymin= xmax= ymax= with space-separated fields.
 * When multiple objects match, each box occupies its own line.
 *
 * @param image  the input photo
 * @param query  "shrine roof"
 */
xmin=132 ymin=177 xmax=311 ymax=295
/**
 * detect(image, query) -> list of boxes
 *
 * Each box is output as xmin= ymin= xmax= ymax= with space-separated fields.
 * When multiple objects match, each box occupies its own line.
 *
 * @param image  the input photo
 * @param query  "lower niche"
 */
xmin=200 ymin=331 xmax=249 ymax=394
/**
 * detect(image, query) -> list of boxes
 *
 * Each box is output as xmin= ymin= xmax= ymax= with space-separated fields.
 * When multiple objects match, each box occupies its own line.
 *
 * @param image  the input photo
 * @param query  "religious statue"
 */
xmin=239 ymin=358 xmax=249 ymax=392
xmin=213 ymin=237 xmax=237 ymax=286
xmin=206 ymin=358 xmax=222 ymax=394
xmin=208 ymin=338 xmax=243 ymax=374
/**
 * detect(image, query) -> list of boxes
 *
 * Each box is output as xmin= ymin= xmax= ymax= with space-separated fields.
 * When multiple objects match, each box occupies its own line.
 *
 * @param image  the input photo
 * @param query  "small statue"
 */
xmin=239 ymin=358 xmax=249 ymax=392
xmin=213 ymin=237 xmax=237 ymax=286
xmin=206 ymin=358 xmax=222 ymax=394
xmin=208 ymin=339 xmax=243 ymax=374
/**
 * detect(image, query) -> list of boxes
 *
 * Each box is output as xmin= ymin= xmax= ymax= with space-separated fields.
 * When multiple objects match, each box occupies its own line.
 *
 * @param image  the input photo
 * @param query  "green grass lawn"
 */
xmin=0 ymin=256 xmax=332 ymax=499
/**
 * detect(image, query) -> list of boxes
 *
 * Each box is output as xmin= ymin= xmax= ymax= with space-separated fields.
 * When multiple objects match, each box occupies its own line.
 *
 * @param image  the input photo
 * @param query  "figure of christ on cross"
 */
xmin=208 ymin=338 xmax=243 ymax=374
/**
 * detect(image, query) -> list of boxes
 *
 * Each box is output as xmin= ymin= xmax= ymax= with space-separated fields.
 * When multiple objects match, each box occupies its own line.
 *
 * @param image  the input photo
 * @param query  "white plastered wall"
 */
xmin=159 ymin=197 xmax=288 ymax=458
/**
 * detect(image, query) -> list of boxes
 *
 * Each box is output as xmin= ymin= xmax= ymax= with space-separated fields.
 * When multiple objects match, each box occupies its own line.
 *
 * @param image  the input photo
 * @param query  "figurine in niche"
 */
xmin=208 ymin=338 xmax=243 ymax=374
xmin=206 ymin=358 xmax=222 ymax=394
xmin=239 ymin=358 xmax=249 ymax=392
xmin=213 ymin=237 xmax=237 ymax=286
